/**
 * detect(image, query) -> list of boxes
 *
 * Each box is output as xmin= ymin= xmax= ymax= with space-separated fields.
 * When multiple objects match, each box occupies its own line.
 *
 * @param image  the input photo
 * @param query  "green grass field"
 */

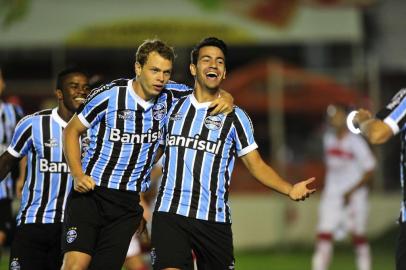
xmin=0 ymin=225 xmax=397 ymax=270
xmin=235 ymin=245 xmax=394 ymax=270
xmin=0 ymin=245 xmax=395 ymax=270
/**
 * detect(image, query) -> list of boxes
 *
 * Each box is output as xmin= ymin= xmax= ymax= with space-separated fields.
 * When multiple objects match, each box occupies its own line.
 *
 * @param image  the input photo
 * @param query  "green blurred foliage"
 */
xmin=190 ymin=0 xmax=223 ymax=10
xmin=0 ymin=0 xmax=31 ymax=29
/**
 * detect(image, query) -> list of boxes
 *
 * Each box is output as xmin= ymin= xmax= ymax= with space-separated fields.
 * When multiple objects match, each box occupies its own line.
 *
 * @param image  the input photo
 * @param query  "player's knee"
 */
xmin=61 ymin=261 xmax=88 ymax=270
xmin=352 ymin=234 xmax=368 ymax=245
xmin=0 ymin=231 xmax=6 ymax=246
xmin=61 ymin=251 xmax=91 ymax=270
xmin=316 ymin=232 xmax=333 ymax=241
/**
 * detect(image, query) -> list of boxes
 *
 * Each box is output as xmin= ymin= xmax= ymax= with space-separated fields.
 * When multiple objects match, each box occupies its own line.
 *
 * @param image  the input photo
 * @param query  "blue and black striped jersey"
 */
xmin=77 ymin=78 xmax=191 ymax=192
xmin=7 ymin=108 xmax=72 ymax=225
xmin=377 ymin=88 xmax=406 ymax=222
xmin=0 ymin=101 xmax=24 ymax=200
xmin=155 ymin=94 xmax=258 ymax=223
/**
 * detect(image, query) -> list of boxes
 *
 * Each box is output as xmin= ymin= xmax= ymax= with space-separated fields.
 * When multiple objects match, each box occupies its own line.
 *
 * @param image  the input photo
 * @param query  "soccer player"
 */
xmin=312 ymin=104 xmax=376 ymax=270
xmin=123 ymin=159 xmax=166 ymax=270
xmin=61 ymin=39 xmax=233 ymax=270
xmin=0 ymin=67 xmax=24 ymax=261
xmin=150 ymin=37 xmax=316 ymax=270
xmin=352 ymin=89 xmax=406 ymax=270
xmin=123 ymin=194 xmax=153 ymax=270
xmin=0 ymin=67 xmax=90 ymax=269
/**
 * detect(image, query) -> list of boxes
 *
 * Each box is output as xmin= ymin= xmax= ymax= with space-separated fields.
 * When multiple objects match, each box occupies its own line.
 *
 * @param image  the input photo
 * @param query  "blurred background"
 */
xmin=0 ymin=0 xmax=404 ymax=269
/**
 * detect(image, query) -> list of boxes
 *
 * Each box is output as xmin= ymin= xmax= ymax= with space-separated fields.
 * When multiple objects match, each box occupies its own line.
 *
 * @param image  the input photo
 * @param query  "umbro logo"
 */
xmin=118 ymin=110 xmax=135 ymax=121
xmin=44 ymin=138 xmax=58 ymax=148
xmin=169 ymin=113 xmax=183 ymax=121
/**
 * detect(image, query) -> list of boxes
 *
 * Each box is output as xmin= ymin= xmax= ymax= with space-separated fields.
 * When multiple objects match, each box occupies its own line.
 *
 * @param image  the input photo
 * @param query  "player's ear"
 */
xmin=55 ymin=89 xmax=63 ymax=100
xmin=135 ymin=62 xmax=142 ymax=77
xmin=190 ymin=64 xmax=196 ymax=76
xmin=223 ymin=68 xmax=226 ymax=79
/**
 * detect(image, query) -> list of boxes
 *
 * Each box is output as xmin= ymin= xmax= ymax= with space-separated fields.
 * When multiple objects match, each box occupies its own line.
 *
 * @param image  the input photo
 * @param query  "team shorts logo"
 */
xmin=150 ymin=248 xmax=157 ymax=266
xmin=10 ymin=258 xmax=20 ymax=270
xmin=44 ymin=138 xmax=58 ymax=148
xmin=204 ymin=115 xmax=222 ymax=130
xmin=153 ymin=103 xmax=167 ymax=120
xmin=228 ymin=259 xmax=235 ymax=270
xmin=66 ymin=227 xmax=78 ymax=244
xmin=118 ymin=109 xmax=135 ymax=121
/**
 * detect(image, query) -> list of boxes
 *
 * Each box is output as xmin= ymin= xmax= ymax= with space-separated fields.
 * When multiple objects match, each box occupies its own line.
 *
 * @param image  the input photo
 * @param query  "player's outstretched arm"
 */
xmin=63 ymin=114 xmax=95 ymax=193
xmin=240 ymin=149 xmax=316 ymax=201
xmin=154 ymin=146 xmax=164 ymax=165
xmin=354 ymin=109 xmax=393 ymax=144
xmin=209 ymin=89 xmax=234 ymax=115
xmin=0 ymin=151 xmax=19 ymax=181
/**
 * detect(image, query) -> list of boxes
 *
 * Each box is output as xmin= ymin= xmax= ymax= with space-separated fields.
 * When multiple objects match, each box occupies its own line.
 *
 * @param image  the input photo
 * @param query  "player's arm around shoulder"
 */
xmin=209 ymin=89 xmax=234 ymax=115
xmin=0 ymin=113 xmax=34 ymax=181
xmin=63 ymin=114 xmax=95 ymax=193
xmin=353 ymin=109 xmax=393 ymax=144
xmin=0 ymin=152 xmax=20 ymax=181
xmin=240 ymin=150 xmax=316 ymax=201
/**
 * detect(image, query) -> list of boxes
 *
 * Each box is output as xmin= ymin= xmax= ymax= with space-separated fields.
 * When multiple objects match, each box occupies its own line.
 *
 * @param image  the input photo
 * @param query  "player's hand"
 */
xmin=209 ymin=90 xmax=234 ymax=115
xmin=137 ymin=217 xmax=150 ymax=248
xmin=353 ymin=109 xmax=372 ymax=128
xmin=16 ymin=177 xmax=24 ymax=199
xmin=288 ymin=177 xmax=316 ymax=201
xmin=136 ymin=217 xmax=147 ymax=235
xmin=73 ymin=174 xmax=96 ymax=193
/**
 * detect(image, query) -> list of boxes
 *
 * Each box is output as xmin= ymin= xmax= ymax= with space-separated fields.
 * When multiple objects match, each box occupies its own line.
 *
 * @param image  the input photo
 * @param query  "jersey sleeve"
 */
xmin=376 ymin=88 xmax=406 ymax=135
xmin=7 ymin=115 xmax=33 ymax=158
xmin=165 ymin=81 xmax=193 ymax=100
xmin=233 ymin=108 xmax=258 ymax=157
xmin=353 ymin=136 xmax=376 ymax=172
xmin=77 ymin=87 xmax=110 ymax=128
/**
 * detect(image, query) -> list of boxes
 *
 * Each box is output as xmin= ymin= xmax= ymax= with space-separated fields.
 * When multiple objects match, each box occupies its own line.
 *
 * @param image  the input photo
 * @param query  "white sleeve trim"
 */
xmin=78 ymin=113 xmax=91 ymax=128
xmin=237 ymin=143 xmax=258 ymax=157
xmin=7 ymin=146 xmax=21 ymax=158
xmin=384 ymin=117 xmax=399 ymax=135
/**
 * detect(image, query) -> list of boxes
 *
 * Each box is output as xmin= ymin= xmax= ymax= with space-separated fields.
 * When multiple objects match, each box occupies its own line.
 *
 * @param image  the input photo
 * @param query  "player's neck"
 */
xmin=57 ymin=106 xmax=74 ymax=123
xmin=132 ymin=80 xmax=154 ymax=101
xmin=193 ymin=84 xmax=219 ymax=103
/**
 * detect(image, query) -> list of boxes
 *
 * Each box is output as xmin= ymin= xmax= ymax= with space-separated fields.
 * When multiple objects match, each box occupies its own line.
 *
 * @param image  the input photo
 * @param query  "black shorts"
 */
xmin=62 ymin=186 xmax=143 ymax=270
xmin=151 ymin=211 xmax=234 ymax=270
xmin=396 ymin=221 xmax=406 ymax=270
xmin=9 ymin=223 xmax=62 ymax=270
xmin=0 ymin=198 xmax=15 ymax=245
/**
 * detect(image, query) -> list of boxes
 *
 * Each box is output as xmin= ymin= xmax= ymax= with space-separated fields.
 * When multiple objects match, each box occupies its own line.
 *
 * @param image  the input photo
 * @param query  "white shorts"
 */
xmin=126 ymin=234 xmax=142 ymax=258
xmin=317 ymin=188 xmax=368 ymax=237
